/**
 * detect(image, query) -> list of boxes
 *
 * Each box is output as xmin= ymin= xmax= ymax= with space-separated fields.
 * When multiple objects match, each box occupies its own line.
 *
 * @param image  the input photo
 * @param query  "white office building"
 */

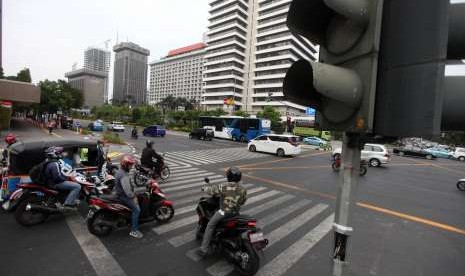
xmin=148 ymin=43 xmax=206 ymax=105
xmin=202 ymin=0 xmax=318 ymax=115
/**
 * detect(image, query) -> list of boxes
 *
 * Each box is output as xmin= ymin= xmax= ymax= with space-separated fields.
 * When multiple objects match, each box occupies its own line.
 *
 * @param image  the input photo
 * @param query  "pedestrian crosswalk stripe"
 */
xmin=242 ymin=190 xmax=282 ymax=206
xmin=164 ymin=178 xmax=225 ymax=193
xmin=169 ymin=184 xmax=255 ymax=201
xmin=245 ymin=194 xmax=296 ymax=216
xmin=170 ymin=167 xmax=198 ymax=174
xmin=254 ymin=215 xmax=334 ymax=276
xmin=260 ymin=199 xmax=312 ymax=228
xmin=168 ymin=152 xmax=212 ymax=164
xmin=167 ymin=172 xmax=211 ymax=182
xmin=163 ymin=175 xmax=224 ymax=188
xmin=170 ymin=169 xmax=208 ymax=177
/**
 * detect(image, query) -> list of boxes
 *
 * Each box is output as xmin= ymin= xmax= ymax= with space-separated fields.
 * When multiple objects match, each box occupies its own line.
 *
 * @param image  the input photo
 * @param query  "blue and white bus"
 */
xmin=199 ymin=116 xmax=271 ymax=142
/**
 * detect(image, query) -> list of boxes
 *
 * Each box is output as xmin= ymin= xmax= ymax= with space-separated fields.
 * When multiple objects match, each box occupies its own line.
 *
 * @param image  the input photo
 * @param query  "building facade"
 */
xmin=65 ymin=69 xmax=108 ymax=108
xmin=148 ymin=43 xmax=206 ymax=105
xmin=84 ymin=47 xmax=111 ymax=102
xmin=113 ymin=42 xmax=150 ymax=106
xmin=202 ymin=0 xmax=318 ymax=115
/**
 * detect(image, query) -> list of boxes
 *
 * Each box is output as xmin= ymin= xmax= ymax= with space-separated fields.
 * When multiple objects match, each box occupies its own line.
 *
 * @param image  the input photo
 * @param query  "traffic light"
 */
xmin=283 ymin=0 xmax=384 ymax=132
xmin=374 ymin=1 xmax=465 ymax=137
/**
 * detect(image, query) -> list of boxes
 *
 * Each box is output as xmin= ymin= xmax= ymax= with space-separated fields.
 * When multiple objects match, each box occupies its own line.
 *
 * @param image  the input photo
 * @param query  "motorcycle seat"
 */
xmin=221 ymin=214 xmax=255 ymax=224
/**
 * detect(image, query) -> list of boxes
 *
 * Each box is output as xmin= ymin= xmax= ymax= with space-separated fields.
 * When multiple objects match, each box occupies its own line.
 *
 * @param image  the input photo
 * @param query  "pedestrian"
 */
xmin=47 ymin=120 xmax=54 ymax=135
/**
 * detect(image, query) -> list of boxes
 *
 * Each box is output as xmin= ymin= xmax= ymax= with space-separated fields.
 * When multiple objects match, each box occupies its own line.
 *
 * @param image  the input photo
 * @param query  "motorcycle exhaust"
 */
xmin=25 ymin=204 xmax=60 ymax=214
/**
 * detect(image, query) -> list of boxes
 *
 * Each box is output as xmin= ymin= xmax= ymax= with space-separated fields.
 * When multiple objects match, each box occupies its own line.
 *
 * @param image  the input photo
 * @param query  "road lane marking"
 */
xmin=236 ymin=151 xmax=329 ymax=169
xmin=163 ymin=175 xmax=223 ymax=188
xmin=244 ymin=174 xmax=465 ymax=236
xmin=254 ymin=215 xmax=334 ymax=276
xmin=260 ymin=199 xmax=312 ymax=228
xmin=66 ymin=214 xmax=126 ymax=276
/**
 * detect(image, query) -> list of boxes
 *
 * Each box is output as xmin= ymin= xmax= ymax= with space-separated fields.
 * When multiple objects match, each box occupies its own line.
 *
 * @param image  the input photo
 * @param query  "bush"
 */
xmin=103 ymin=131 xmax=124 ymax=144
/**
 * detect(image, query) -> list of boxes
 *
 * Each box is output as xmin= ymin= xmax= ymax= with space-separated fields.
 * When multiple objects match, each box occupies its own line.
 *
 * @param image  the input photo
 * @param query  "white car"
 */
xmin=248 ymin=134 xmax=301 ymax=157
xmin=108 ymin=121 xmax=125 ymax=132
xmin=453 ymin=147 xmax=465 ymax=161
xmin=332 ymin=143 xmax=391 ymax=167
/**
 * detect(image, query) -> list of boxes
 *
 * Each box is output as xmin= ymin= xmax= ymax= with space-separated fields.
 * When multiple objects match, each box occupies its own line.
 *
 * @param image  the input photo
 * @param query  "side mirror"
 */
xmin=204 ymin=177 xmax=210 ymax=184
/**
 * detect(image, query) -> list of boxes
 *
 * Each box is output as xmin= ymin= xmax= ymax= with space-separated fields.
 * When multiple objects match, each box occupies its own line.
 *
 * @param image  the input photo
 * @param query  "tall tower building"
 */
xmin=84 ymin=47 xmax=111 ymax=102
xmin=112 ymin=42 xmax=150 ymax=106
xmin=202 ymin=0 xmax=318 ymax=116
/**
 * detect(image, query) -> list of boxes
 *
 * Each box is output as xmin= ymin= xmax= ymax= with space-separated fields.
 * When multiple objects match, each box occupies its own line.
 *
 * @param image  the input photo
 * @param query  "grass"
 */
xmin=103 ymin=131 xmax=124 ymax=144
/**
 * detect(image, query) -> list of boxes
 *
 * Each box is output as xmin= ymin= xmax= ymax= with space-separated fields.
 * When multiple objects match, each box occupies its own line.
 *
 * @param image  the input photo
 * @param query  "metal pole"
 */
xmin=332 ymin=132 xmax=362 ymax=276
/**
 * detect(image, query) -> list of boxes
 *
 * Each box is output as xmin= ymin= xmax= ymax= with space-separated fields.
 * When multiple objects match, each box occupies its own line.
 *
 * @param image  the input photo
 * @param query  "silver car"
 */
xmin=332 ymin=143 xmax=391 ymax=167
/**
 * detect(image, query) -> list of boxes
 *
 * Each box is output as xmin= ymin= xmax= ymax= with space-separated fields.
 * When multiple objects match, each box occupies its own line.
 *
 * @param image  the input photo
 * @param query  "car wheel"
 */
xmin=319 ymin=143 xmax=324 ymax=147
xmin=277 ymin=148 xmax=285 ymax=157
xmin=459 ymin=156 xmax=465 ymax=162
xmin=399 ymin=151 xmax=405 ymax=157
xmin=426 ymin=154 xmax=433 ymax=160
xmin=249 ymin=145 xmax=256 ymax=152
xmin=369 ymin=158 xmax=381 ymax=167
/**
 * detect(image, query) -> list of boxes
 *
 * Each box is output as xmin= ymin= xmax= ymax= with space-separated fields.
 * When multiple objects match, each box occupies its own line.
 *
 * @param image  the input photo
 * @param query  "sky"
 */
xmin=2 ymin=0 xmax=465 ymax=86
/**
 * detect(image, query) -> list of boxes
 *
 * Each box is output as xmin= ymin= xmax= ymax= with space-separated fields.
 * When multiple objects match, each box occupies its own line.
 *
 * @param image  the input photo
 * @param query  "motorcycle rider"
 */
xmin=114 ymin=155 xmax=143 ymax=239
xmin=96 ymin=140 xmax=106 ymax=178
xmin=131 ymin=126 xmax=138 ymax=138
xmin=44 ymin=146 xmax=81 ymax=211
xmin=2 ymin=133 xmax=17 ymax=165
xmin=140 ymin=140 xmax=163 ymax=175
xmin=197 ymin=167 xmax=247 ymax=256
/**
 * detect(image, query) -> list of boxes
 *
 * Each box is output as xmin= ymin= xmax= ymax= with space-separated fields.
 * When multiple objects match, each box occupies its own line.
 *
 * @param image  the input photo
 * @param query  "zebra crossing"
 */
xmin=155 ymin=166 xmax=335 ymax=276
xmin=135 ymin=147 xmax=268 ymax=168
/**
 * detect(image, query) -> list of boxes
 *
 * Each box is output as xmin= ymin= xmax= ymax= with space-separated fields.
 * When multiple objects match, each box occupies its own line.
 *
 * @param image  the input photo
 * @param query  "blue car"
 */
xmin=302 ymin=136 xmax=327 ymax=147
xmin=143 ymin=125 xmax=166 ymax=137
xmin=88 ymin=121 xmax=104 ymax=131
xmin=424 ymin=147 xmax=453 ymax=159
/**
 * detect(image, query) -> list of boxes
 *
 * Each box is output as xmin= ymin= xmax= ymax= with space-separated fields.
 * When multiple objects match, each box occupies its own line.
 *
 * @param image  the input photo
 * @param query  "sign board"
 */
xmin=306 ymin=107 xmax=316 ymax=116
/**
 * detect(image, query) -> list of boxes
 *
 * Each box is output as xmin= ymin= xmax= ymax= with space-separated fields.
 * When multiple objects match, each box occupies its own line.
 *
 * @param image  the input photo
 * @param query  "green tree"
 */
xmin=257 ymin=106 xmax=284 ymax=133
xmin=16 ymin=68 xmax=32 ymax=83
xmin=233 ymin=110 xmax=250 ymax=117
xmin=37 ymin=79 xmax=83 ymax=113
xmin=159 ymin=95 xmax=177 ymax=111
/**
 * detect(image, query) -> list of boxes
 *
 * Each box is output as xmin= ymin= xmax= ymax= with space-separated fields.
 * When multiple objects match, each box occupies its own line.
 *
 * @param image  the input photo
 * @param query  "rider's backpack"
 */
xmin=29 ymin=161 xmax=50 ymax=186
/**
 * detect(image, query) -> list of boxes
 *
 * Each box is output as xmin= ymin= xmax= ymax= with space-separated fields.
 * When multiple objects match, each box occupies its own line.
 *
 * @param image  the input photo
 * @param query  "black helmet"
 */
xmin=226 ymin=167 xmax=242 ymax=182
xmin=45 ymin=146 xmax=64 ymax=159
xmin=146 ymin=140 xmax=154 ymax=148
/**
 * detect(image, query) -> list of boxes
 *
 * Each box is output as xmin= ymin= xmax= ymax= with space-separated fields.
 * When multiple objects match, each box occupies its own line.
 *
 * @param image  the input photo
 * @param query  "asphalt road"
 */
xmin=1 ymin=119 xmax=465 ymax=276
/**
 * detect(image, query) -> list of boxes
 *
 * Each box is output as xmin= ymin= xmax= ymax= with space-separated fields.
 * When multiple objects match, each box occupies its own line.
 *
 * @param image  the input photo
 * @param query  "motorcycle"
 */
xmin=131 ymin=131 xmax=138 ymax=140
xmin=331 ymin=155 xmax=367 ymax=176
xmin=86 ymin=175 xmax=174 ymax=237
xmin=457 ymin=178 xmax=465 ymax=191
xmin=135 ymin=154 xmax=170 ymax=183
xmin=13 ymin=171 xmax=98 ymax=226
xmin=195 ymin=177 xmax=268 ymax=276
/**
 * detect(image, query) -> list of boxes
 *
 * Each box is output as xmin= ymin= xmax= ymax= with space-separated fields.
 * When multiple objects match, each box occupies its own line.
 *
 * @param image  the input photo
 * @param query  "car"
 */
xmin=88 ymin=121 xmax=104 ymax=131
xmin=189 ymin=128 xmax=214 ymax=141
xmin=248 ymin=134 xmax=301 ymax=157
xmin=453 ymin=147 xmax=465 ymax=161
xmin=143 ymin=125 xmax=166 ymax=137
xmin=332 ymin=143 xmax=390 ymax=167
xmin=302 ymin=136 xmax=327 ymax=147
xmin=107 ymin=121 xmax=125 ymax=132
xmin=424 ymin=147 xmax=453 ymax=159
xmin=393 ymin=145 xmax=436 ymax=160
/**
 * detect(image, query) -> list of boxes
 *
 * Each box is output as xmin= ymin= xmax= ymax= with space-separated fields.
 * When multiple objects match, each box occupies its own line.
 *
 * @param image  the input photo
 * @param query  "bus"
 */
xmin=291 ymin=117 xmax=331 ymax=140
xmin=199 ymin=116 xmax=271 ymax=142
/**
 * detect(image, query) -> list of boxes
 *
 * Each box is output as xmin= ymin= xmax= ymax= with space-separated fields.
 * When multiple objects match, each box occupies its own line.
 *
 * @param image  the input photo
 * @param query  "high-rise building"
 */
xmin=84 ymin=47 xmax=111 ymax=102
xmin=148 ymin=43 xmax=206 ymax=105
xmin=113 ymin=42 xmax=150 ymax=106
xmin=65 ymin=69 xmax=108 ymax=108
xmin=202 ymin=0 xmax=318 ymax=115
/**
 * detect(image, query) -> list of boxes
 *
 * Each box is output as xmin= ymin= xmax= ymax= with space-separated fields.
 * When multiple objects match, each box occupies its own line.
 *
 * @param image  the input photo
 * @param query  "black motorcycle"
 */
xmin=195 ymin=178 xmax=268 ymax=276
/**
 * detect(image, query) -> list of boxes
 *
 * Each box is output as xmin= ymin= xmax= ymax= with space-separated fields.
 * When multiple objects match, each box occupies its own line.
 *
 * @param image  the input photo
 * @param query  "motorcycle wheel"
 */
xmin=160 ymin=166 xmax=170 ymax=180
xmin=457 ymin=181 xmax=465 ymax=191
xmin=87 ymin=211 xmax=114 ymax=237
xmin=155 ymin=205 xmax=174 ymax=223
xmin=332 ymin=162 xmax=340 ymax=172
xmin=15 ymin=196 xmax=49 ymax=227
xmin=195 ymin=223 xmax=204 ymax=241
xmin=235 ymin=242 xmax=260 ymax=276
xmin=359 ymin=166 xmax=367 ymax=176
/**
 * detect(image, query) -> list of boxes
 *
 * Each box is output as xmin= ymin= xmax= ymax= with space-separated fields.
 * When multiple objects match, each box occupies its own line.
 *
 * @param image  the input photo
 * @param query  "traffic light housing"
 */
xmin=283 ymin=0 xmax=384 ymax=132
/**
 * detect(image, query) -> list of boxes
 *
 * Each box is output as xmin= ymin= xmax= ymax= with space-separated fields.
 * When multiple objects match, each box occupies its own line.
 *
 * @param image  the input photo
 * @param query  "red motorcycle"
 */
xmin=331 ymin=154 xmax=367 ymax=176
xmin=86 ymin=177 xmax=174 ymax=237
xmin=13 ymin=173 xmax=97 ymax=226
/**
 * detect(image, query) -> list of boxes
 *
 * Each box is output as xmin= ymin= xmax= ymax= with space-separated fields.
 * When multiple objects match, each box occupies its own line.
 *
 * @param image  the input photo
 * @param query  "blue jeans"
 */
xmin=55 ymin=181 xmax=81 ymax=206
xmin=118 ymin=196 xmax=141 ymax=231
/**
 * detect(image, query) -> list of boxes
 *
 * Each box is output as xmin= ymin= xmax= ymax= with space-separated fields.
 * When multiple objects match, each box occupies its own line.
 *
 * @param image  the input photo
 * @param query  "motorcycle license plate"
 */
xmin=249 ymin=232 xmax=264 ymax=243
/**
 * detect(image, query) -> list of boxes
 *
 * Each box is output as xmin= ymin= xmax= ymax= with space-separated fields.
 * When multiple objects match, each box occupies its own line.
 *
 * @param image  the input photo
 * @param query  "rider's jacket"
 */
xmin=203 ymin=181 xmax=247 ymax=214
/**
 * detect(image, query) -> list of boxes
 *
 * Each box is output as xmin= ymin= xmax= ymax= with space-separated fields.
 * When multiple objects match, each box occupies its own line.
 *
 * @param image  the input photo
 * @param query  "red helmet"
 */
xmin=120 ymin=155 xmax=137 ymax=171
xmin=5 ymin=133 xmax=17 ymax=145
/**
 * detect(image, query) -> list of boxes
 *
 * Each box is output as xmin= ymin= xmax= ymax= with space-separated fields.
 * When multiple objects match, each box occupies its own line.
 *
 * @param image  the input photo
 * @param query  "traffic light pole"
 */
xmin=332 ymin=132 xmax=362 ymax=276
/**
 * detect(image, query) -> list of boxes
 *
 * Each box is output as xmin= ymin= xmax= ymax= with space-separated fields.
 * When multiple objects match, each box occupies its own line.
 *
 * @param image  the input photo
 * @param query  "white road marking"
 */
xmin=66 ymin=215 xmax=126 ymax=276
xmin=163 ymin=175 xmax=224 ymax=188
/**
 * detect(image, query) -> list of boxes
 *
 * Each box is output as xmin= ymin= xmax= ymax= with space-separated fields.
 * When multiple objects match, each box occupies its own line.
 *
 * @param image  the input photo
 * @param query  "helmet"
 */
xmin=4 ymin=133 xmax=17 ymax=145
xmin=120 ymin=155 xmax=137 ymax=171
xmin=45 ymin=146 xmax=64 ymax=159
xmin=146 ymin=140 xmax=154 ymax=148
xmin=226 ymin=167 xmax=242 ymax=182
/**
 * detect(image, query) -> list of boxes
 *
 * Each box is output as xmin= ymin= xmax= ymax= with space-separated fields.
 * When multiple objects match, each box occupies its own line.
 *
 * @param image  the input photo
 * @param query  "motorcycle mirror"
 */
xmin=204 ymin=177 xmax=210 ymax=184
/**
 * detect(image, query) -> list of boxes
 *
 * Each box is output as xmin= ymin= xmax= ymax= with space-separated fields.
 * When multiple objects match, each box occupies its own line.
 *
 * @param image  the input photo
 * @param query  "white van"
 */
xmin=248 ymin=134 xmax=301 ymax=157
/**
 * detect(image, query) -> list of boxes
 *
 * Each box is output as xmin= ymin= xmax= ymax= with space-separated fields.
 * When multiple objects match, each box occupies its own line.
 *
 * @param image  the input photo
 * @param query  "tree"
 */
xmin=0 ymin=67 xmax=4 ymax=79
xmin=16 ymin=68 xmax=32 ymax=83
xmin=257 ymin=106 xmax=284 ymax=133
xmin=159 ymin=95 xmax=177 ymax=111
xmin=37 ymin=79 xmax=83 ymax=113
xmin=234 ymin=110 xmax=250 ymax=117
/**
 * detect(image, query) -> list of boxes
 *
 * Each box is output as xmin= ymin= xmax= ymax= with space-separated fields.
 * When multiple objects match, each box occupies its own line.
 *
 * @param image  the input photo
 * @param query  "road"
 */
xmin=1 ymin=119 xmax=465 ymax=276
